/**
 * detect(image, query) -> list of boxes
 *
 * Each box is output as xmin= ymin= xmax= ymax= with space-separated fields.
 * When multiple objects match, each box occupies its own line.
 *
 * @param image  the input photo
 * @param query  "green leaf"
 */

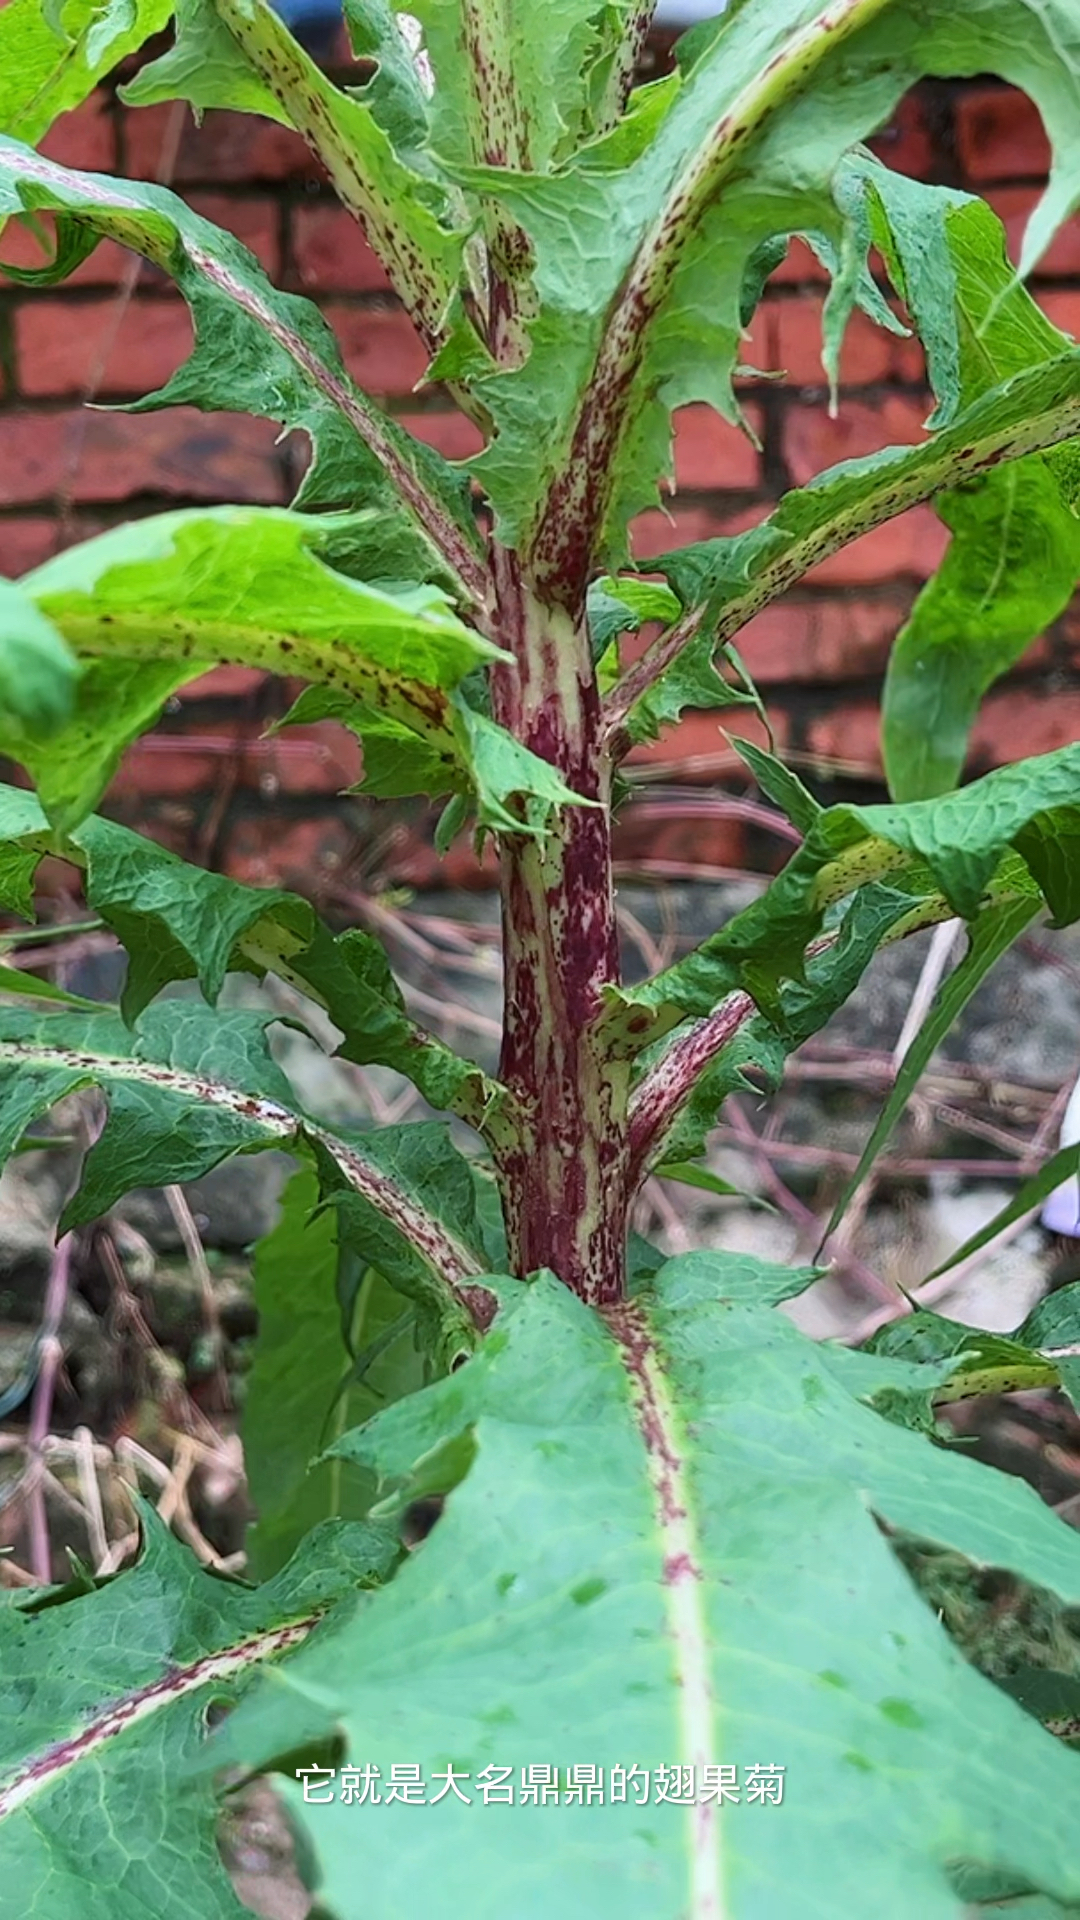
xmin=0 ymin=785 xmax=500 ymax=1122
xmin=0 ymin=136 xmax=483 ymax=594
xmin=12 ymin=506 xmax=501 ymax=829
xmin=121 ymin=0 xmax=465 ymax=345
xmin=0 ymin=998 xmax=491 ymax=1297
xmin=824 ymin=896 xmax=1040 ymax=1238
xmin=0 ymin=0 xmax=172 ymax=145
xmin=613 ymin=743 xmax=1080 ymax=1042
xmin=0 ymin=577 xmax=78 ymax=737
xmin=926 ymin=1143 xmax=1080 ymax=1287
xmin=865 ymin=1309 xmax=1065 ymax=1406
xmin=459 ymin=0 xmax=1080 ymax=575
xmin=212 ymin=1257 xmax=1080 ymax=1919
xmin=245 ymin=1168 xmax=423 ymax=1579
xmin=0 ymin=1508 xmax=396 ymax=1919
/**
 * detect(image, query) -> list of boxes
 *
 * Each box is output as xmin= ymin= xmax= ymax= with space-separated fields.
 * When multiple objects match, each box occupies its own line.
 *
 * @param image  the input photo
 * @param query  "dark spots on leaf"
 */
xmin=878 ymin=1697 xmax=924 ymax=1729
xmin=843 ymin=1751 xmax=873 ymax=1772
xmin=818 ymin=1669 xmax=848 ymax=1689
xmin=495 ymin=1572 xmax=516 ymax=1597
xmin=570 ymin=1576 xmax=607 ymax=1607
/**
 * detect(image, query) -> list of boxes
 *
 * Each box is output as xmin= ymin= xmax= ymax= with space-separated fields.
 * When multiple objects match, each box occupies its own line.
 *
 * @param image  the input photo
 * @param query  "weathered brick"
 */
xmin=14 ymin=297 xmax=194 ymax=398
xmin=866 ymin=92 xmax=935 ymax=181
xmin=178 ymin=667 xmax=270 ymax=701
xmin=768 ymin=297 xmax=925 ymax=388
xmin=804 ymin=699 xmax=883 ymax=777
xmin=110 ymin=720 xmax=360 ymax=801
xmin=399 ymin=411 xmax=485 ymax=460
xmin=327 ymin=305 xmax=430 ymax=396
xmin=782 ymin=394 xmax=928 ymax=488
xmin=630 ymin=504 xmax=747 ymax=561
xmin=0 ymin=409 xmax=286 ymax=506
xmin=222 ymin=812 xmax=354 ymax=893
xmin=122 ymin=103 xmax=323 ymax=186
xmin=987 ymin=188 xmax=1080 ymax=278
xmin=186 ymin=195 xmax=281 ymax=276
xmin=1036 ymin=289 xmax=1080 ymax=343
xmin=738 ymin=593 xmax=912 ymax=684
xmin=0 ymin=517 xmax=61 ymax=576
xmin=765 ymin=237 xmax=829 ymax=287
xmin=956 ymin=85 xmax=1050 ymax=184
xmin=970 ymin=684 xmax=1080 ymax=767
xmin=670 ymin=404 xmax=762 ymax=491
xmin=612 ymin=801 xmax=746 ymax=876
xmin=39 ymin=96 xmax=115 ymax=171
xmin=290 ymin=203 xmax=391 ymax=294
xmin=625 ymin=707 xmax=790 ymax=781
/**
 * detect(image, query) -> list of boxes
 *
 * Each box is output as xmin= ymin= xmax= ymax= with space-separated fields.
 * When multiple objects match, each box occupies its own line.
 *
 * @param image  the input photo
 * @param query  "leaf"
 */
xmin=212 ymin=1256 xmax=1080 ymax=1919
xmin=0 ymin=135 xmax=484 ymax=597
xmin=12 ymin=506 xmax=501 ymax=829
xmin=0 ymin=1508 xmax=397 ymax=1920
xmin=0 ymin=578 xmax=78 ymax=737
xmin=612 ymin=743 xmax=1080 ymax=1043
xmin=824 ymin=896 xmax=1040 ymax=1238
xmin=607 ymin=349 xmax=1080 ymax=749
xmin=121 ymin=0 xmax=465 ymax=344
xmin=652 ymin=1161 xmax=748 ymax=1199
xmin=926 ymin=1143 xmax=1080 ymax=1286
xmin=457 ymin=0 xmax=1080 ymax=581
xmin=0 ymin=997 xmax=490 ymax=1295
xmin=0 ymin=0 xmax=172 ymax=146
xmin=245 ymin=1168 xmax=423 ymax=1579
xmin=0 ymin=784 xmax=500 ymax=1122
xmin=865 ymin=1309 xmax=1066 ymax=1405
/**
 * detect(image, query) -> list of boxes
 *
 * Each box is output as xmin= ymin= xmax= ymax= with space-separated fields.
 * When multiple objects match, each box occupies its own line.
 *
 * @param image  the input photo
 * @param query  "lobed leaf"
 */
xmin=0 ymin=0 xmax=172 ymax=146
xmin=211 ymin=1256 xmax=1080 ymax=1920
xmin=0 ymin=577 xmax=78 ymax=737
xmin=0 ymin=1510 xmax=396 ymax=1919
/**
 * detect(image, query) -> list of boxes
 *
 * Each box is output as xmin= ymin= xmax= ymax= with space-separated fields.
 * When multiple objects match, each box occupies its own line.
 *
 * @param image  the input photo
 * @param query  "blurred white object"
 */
xmin=1041 ymin=1068 xmax=1080 ymax=1235
xmin=655 ymin=0 xmax=726 ymax=18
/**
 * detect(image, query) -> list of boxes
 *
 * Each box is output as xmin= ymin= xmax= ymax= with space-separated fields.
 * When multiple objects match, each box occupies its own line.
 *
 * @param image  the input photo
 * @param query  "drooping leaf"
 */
xmin=607 ymin=350 xmax=1080 ymax=750
xmin=122 ymin=0 xmax=465 ymax=344
xmin=824 ymin=896 xmax=1041 ymax=1238
xmin=457 ymin=0 xmax=1080 ymax=581
xmin=0 ymin=998 xmax=490 ymax=1297
xmin=865 ymin=1308 xmax=1068 ymax=1407
xmin=0 ymin=0 xmax=172 ymax=146
xmin=245 ymin=1168 xmax=423 ymax=1579
xmin=211 ymin=1257 xmax=1080 ymax=1920
xmin=612 ymin=744 xmax=1080 ymax=1045
xmin=0 ymin=135 xmax=483 ymax=595
xmin=0 ymin=1509 xmax=397 ymax=1920
xmin=0 ymin=578 xmax=78 ymax=737
xmin=925 ymin=1144 xmax=1080 ymax=1288
xmin=0 ymin=783 xmax=501 ymax=1122
xmin=11 ymin=506 xmax=501 ymax=830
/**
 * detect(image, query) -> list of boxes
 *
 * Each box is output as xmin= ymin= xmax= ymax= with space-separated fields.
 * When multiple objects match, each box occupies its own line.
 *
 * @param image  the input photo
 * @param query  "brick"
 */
xmin=956 ymin=85 xmax=1050 ymax=184
xmin=1036 ymin=290 xmax=1080 ymax=343
xmin=613 ymin=801 xmax=746 ymax=875
xmin=0 ymin=408 xmax=286 ymax=506
xmin=970 ymin=685 xmax=1080 ymax=767
xmin=801 ymin=505 xmax=948 ymax=585
xmin=222 ymin=813 xmax=354 ymax=894
xmin=39 ymin=96 xmax=115 ymax=171
xmin=178 ymin=667 xmax=270 ymax=701
xmin=866 ymin=92 xmax=935 ymax=181
xmin=109 ymin=720 xmax=360 ymax=801
xmin=625 ymin=707 xmax=790 ymax=781
xmin=765 ymin=237 xmax=829 ymax=287
xmin=670 ymin=404 xmax=762 ymax=491
xmin=804 ymin=699 xmax=883 ymax=777
xmin=327 ymin=305 xmax=429 ymax=396
xmin=987 ymin=188 xmax=1080 ymax=278
xmin=398 ymin=410 xmax=484 ymax=460
xmin=738 ymin=592 xmax=912 ymax=684
xmin=768 ymin=297 xmax=925 ymax=388
xmin=630 ymin=503 xmax=748 ymax=562
xmin=782 ymin=394 xmax=928 ymax=488
xmin=0 ymin=216 xmax=131 ymax=287
xmin=186 ymin=195 xmax=281 ymax=276
xmin=122 ymin=104 xmax=323 ymax=187
xmin=14 ymin=297 xmax=194 ymax=398
xmin=0 ymin=517 xmax=60 ymax=576
xmin=290 ymin=204 xmax=391 ymax=294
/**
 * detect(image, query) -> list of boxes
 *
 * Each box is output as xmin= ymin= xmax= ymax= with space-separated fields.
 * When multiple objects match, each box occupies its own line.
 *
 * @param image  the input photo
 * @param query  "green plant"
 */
xmin=3 ymin=0 xmax=1080 ymax=1913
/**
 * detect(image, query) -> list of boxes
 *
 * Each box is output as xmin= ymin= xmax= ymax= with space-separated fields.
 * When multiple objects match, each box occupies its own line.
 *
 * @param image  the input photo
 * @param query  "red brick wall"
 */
xmin=2 ymin=64 xmax=1078 ymax=888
